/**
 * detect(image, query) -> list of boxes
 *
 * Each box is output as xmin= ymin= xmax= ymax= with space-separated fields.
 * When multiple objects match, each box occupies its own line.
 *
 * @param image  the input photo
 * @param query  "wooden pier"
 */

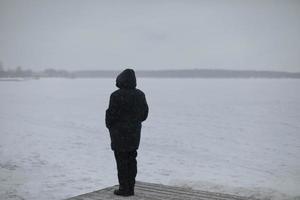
xmin=65 ymin=181 xmax=253 ymax=200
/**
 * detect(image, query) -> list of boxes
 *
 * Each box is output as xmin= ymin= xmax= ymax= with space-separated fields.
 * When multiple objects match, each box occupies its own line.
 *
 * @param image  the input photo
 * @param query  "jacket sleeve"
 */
xmin=105 ymin=93 xmax=119 ymax=129
xmin=140 ymin=93 xmax=148 ymax=122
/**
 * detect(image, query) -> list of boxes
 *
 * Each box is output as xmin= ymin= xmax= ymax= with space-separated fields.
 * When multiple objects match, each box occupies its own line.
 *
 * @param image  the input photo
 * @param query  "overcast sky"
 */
xmin=0 ymin=0 xmax=299 ymax=72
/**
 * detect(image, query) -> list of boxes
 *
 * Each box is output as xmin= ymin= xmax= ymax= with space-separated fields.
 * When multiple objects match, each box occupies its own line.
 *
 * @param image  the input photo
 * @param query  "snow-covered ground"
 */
xmin=0 ymin=78 xmax=300 ymax=200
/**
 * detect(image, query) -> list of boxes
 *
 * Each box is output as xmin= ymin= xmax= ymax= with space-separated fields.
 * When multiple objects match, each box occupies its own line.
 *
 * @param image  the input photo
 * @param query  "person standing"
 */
xmin=105 ymin=68 xmax=148 ymax=196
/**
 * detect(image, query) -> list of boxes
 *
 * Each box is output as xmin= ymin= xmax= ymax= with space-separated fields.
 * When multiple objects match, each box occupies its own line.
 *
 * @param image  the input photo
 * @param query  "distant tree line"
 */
xmin=0 ymin=65 xmax=34 ymax=78
xmin=0 ymin=65 xmax=73 ymax=78
xmin=42 ymin=68 xmax=73 ymax=78
xmin=0 ymin=62 xmax=299 ymax=79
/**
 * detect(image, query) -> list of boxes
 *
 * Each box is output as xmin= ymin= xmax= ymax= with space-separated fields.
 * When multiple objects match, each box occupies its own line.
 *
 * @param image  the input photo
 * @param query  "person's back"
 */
xmin=105 ymin=68 xmax=148 ymax=196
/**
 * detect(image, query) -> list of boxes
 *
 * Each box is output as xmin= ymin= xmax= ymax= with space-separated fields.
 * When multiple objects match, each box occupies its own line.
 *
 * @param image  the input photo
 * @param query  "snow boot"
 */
xmin=114 ymin=185 xmax=134 ymax=196
xmin=114 ymin=189 xmax=134 ymax=196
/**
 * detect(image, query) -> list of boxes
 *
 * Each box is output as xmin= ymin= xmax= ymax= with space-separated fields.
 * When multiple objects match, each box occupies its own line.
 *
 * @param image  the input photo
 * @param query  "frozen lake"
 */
xmin=1 ymin=78 xmax=300 ymax=200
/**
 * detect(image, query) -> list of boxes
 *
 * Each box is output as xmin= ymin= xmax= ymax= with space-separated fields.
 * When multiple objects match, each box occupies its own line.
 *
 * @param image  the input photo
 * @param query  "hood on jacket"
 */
xmin=116 ymin=68 xmax=137 ymax=89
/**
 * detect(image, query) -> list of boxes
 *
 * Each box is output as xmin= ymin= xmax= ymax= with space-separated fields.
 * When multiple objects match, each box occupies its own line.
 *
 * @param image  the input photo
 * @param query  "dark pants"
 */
xmin=114 ymin=151 xmax=137 ymax=191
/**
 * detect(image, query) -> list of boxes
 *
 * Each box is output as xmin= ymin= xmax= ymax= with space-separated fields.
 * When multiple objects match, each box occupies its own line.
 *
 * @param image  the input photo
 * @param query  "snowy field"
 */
xmin=0 ymin=78 xmax=300 ymax=200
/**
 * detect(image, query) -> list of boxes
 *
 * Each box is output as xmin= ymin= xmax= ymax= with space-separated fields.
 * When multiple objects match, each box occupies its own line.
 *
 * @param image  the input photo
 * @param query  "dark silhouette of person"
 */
xmin=105 ymin=68 xmax=148 ymax=196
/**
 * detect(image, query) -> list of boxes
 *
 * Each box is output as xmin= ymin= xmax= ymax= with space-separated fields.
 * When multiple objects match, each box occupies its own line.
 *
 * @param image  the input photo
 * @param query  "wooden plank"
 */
xmin=65 ymin=181 xmax=254 ymax=200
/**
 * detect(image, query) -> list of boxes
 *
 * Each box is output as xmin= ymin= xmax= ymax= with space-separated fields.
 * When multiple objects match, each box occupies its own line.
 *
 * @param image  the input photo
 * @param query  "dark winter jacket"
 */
xmin=105 ymin=69 xmax=148 ymax=151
